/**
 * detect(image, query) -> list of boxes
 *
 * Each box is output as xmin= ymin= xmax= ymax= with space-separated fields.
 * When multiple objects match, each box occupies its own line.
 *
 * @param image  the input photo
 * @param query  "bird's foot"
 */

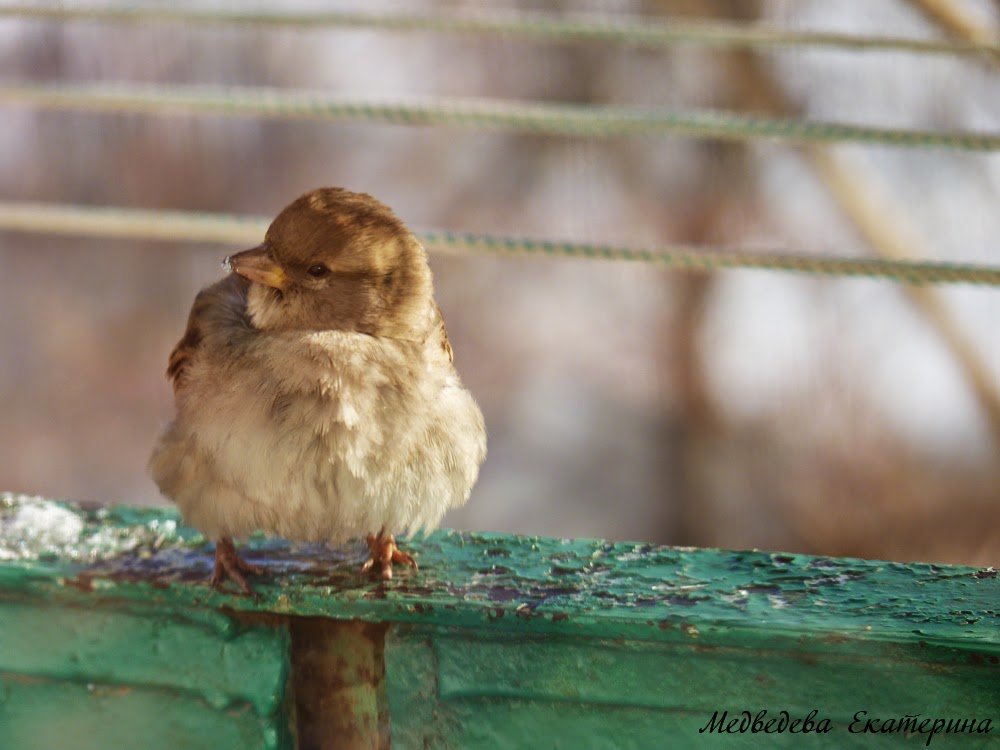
xmin=211 ymin=536 xmax=264 ymax=595
xmin=361 ymin=529 xmax=417 ymax=580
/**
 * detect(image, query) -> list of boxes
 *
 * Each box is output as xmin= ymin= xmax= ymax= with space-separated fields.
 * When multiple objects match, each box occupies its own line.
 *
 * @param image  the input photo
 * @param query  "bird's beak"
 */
xmin=224 ymin=245 xmax=288 ymax=290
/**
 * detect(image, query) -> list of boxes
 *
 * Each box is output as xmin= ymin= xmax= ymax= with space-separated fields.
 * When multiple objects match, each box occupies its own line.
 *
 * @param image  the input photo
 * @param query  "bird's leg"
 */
xmin=211 ymin=536 xmax=265 ymax=595
xmin=360 ymin=527 xmax=417 ymax=580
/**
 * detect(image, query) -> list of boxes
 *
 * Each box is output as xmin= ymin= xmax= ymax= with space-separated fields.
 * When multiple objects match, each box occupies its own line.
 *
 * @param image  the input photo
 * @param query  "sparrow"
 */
xmin=149 ymin=188 xmax=487 ymax=593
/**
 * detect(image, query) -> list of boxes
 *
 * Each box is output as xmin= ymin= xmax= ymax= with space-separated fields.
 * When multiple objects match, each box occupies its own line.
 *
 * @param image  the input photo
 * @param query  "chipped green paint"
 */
xmin=0 ymin=601 xmax=292 ymax=750
xmin=1 ymin=494 xmax=997 ymax=748
xmin=0 ymin=676 xmax=278 ymax=750
xmin=387 ymin=626 xmax=999 ymax=747
xmin=3 ymin=494 xmax=996 ymax=646
xmin=0 ymin=601 xmax=288 ymax=714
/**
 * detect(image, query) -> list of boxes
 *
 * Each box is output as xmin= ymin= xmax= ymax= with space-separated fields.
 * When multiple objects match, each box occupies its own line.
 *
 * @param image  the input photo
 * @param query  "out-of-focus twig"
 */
xmin=726 ymin=18 xmax=1000 ymax=451
xmin=811 ymin=149 xmax=1000 ymax=450
xmin=907 ymin=0 xmax=1000 ymax=49
xmin=901 ymin=3 xmax=1000 ymax=441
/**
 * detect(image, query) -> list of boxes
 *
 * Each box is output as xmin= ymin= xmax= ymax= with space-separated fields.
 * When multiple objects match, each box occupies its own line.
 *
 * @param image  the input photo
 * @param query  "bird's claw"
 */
xmin=362 ymin=530 xmax=417 ymax=580
xmin=211 ymin=536 xmax=264 ymax=595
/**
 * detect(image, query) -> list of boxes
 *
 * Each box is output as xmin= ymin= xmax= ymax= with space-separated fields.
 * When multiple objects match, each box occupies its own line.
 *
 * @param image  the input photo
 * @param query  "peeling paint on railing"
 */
xmin=1 ymin=494 xmax=996 ymax=749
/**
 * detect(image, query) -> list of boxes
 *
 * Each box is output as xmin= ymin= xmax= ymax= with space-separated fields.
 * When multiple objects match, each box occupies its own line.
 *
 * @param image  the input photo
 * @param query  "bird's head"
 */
xmin=225 ymin=187 xmax=433 ymax=339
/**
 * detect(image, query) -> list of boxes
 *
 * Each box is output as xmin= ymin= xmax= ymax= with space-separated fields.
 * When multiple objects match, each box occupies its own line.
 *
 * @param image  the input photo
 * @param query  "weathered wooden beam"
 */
xmin=0 ymin=494 xmax=996 ymax=748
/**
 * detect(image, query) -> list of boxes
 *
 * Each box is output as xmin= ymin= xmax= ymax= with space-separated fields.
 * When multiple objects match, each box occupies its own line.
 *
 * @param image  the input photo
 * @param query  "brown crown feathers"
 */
xmin=227 ymin=187 xmax=433 ymax=338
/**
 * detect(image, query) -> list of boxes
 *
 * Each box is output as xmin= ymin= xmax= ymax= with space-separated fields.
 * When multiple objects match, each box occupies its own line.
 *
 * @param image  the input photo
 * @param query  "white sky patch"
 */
xmin=702 ymin=273 xmax=823 ymax=421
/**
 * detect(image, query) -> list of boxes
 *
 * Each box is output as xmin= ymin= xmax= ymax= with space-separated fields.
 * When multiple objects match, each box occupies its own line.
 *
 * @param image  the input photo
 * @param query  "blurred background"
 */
xmin=0 ymin=0 xmax=997 ymax=566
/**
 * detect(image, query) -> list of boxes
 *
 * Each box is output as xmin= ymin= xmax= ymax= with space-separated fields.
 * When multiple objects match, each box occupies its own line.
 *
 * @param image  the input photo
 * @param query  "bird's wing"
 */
xmin=430 ymin=303 xmax=454 ymax=364
xmin=167 ymin=274 xmax=251 ymax=394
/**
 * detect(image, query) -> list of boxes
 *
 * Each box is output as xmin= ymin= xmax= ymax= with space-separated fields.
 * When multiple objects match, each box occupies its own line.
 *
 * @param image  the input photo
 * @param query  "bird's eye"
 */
xmin=307 ymin=264 xmax=330 ymax=278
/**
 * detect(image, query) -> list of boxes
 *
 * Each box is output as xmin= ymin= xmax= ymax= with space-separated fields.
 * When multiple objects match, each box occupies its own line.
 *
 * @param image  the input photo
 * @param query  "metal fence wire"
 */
xmin=0 ymin=2 xmax=998 ymax=286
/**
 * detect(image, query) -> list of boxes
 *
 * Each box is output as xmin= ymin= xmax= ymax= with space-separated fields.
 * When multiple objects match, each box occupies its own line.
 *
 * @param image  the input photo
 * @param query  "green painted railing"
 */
xmin=1 ymin=494 xmax=997 ymax=748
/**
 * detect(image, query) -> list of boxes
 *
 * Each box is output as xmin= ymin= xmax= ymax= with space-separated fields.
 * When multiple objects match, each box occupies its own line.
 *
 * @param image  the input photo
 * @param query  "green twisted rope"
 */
xmin=0 ymin=202 xmax=997 ymax=286
xmin=1 ymin=3 xmax=996 ymax=60
xmin=1 ymin=82 xmax=998 ymax=152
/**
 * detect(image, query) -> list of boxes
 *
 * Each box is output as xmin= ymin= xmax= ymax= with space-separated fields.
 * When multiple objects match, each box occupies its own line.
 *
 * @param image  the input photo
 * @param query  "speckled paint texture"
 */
xmin=1 ymin=494 xmax=997 ymax=748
